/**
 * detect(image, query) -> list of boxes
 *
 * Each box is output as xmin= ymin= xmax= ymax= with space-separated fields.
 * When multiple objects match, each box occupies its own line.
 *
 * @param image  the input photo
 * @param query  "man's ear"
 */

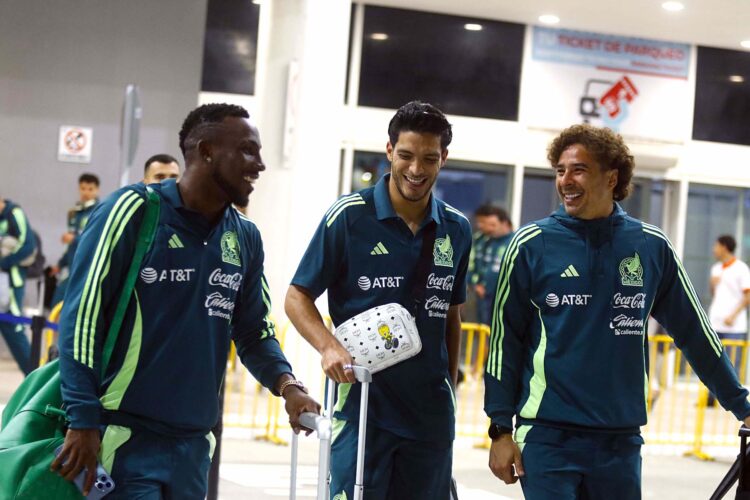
xmin=386 ymin=141 xmax=394 ymax=162
xmin=197 ymin=140 xmax=213 ymax=163
xmin=607 ymin=168 xmax=618 ymax=190
xmin=440 ymin=148 xmax=449 ymax=168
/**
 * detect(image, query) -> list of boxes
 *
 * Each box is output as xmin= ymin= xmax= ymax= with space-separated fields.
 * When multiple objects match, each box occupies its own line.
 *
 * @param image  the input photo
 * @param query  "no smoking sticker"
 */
xmin=58 ymin=125 xmax=93 ymax=163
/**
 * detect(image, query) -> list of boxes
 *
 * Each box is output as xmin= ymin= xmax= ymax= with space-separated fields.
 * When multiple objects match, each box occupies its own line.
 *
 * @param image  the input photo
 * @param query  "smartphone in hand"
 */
xmin=53 ymin=445 xmax=115 ymax=499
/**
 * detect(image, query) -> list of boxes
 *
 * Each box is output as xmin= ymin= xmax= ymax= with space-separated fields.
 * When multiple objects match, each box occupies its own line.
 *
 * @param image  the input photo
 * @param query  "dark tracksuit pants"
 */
xmin=330 ymin=420 xmax=452 ymax=500
xmin=100 ymin=424 xmax=214 ymax=500
xmin=517 ymin=425 xmax=642 ymax=500
xmin=0 ymin=282 xmax=31 ymax=375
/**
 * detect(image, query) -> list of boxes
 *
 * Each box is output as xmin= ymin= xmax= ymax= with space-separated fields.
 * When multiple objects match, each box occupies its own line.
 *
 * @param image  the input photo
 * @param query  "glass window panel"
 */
xmin=692 ymin=46 xmax=750 ymax=146
xmin=620 ymin=183 xmax=644 ymax=220
xmin=358 ymin=6 xmax=524 ymax=120
xmin=743 ymin=191 xmax=750 ymax=262
xmin=619 ymin=178 xmax=665 ymax=226
xmin=685 ymin=184 xmax=740 ymax=306
xmin=521 ymin=171 xmax=558 ymax=225
xmin=433 ymin=163 xmax=510 ymax=217
xmin=201 ymin=0 xmax=260 ymax=95
xmin=351 ymin=151 xmax=511 ymax=219
xmin=648 ymin=181 xmax=665 ymax=229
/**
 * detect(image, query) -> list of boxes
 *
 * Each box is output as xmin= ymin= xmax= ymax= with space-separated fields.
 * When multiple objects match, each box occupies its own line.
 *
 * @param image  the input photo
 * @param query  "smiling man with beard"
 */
xmin=53 ymin=103 xmax=319 ymax=498
xmin=286 ymin=101 xmax=471 ymax=499
xmin=484 ymin=124 xmax=750 ymax=500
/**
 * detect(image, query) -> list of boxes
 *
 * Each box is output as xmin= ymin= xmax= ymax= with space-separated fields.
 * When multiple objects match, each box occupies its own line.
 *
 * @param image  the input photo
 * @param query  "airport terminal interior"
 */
xmin=2 ymin=0 xmax=750 ymax=498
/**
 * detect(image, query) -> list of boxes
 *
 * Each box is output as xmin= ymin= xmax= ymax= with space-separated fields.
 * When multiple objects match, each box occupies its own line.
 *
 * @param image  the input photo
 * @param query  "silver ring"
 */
xmin=343 ymin=364 xmax=353 ymax=370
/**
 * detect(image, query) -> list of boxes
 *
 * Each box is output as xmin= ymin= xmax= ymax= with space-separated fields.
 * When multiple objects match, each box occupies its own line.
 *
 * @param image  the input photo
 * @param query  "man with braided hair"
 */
xmin=484 ymin=124 xmax=750 ymax=499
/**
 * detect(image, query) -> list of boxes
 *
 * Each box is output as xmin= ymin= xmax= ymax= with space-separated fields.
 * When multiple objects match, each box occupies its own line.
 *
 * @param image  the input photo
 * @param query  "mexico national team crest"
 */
xmin=433 ymin=234 xmax=454 ymax=268
xmin=619 ymin=252 xmax=643 ymax=287
xmin=221 ymin=231 xmax=241 ymax=267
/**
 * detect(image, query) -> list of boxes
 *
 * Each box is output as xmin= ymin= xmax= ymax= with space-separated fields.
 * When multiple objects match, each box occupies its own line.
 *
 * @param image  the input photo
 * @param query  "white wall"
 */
xmin=0 ymin=0 xmax=208 ymax=266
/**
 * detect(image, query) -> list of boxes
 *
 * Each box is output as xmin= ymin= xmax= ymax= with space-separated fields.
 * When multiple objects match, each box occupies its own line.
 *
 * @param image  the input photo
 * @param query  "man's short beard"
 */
xmin=212 ymin=168 xmax=248 ymax=207
xmin=393 ymin=171 xmax=434 ymax=202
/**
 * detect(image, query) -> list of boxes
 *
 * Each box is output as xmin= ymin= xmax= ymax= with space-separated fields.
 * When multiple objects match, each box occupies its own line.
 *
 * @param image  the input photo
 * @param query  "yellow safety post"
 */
xmin=249 ymin=382 xmax=263 ymax=430
xmin=456 ymin=323 xmax=491 ymax=449
xmin=474 ymin=417 xmax=492 ymax=450
xmin=255 ymin=320 xmax=289 ymax=445
xmin=223 ymin=315 xmax=277 ymax=430
xmin=739 ymin=340 xmax=749 ymax=385
xmin=40 ymin=302 xmax=64 ymax=366
xmin=685 ymin=384 xmax=713 ymax=461
xmin=475 ymin=324 xmax=489 ymax=377
xmin=223 ymin=342 xmax=237 ymax=416
xmin=646 ymin=335 xmax=658 ymax=412
xmin=463 ymin=327 xmax=475 ymax=380
xmin=666 ymin=339 xmax=680 ymax=440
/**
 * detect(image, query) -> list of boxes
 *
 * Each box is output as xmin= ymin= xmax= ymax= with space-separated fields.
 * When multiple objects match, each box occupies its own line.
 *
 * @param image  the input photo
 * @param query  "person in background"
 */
xmin=470 ymin=205 xmax=513 ymax=326
xmin=143 ymin=153 xmax=180 ymax=184
xmin=49 ymin=173 xmax=100 ymax=307
xmin=706 ymin=234 xmax=750 ymax=406
xmin=0 ymin=197 xmax=37 ymax=374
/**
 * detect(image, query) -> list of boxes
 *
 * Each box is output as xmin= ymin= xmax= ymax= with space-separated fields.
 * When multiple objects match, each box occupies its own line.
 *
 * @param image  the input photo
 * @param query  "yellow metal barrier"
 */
xmin=644 ymin=335 xmax=747 ymax=460
xmin=255 ymin=320 xmax=290 ymax=445
xmin=222 ymin=316 xmax=289 ymax=444
xmin=39 ymin=302 xmax=64 ymax=366
xmin=221 ymin=319 xmax=749 ymax=459
xmin=221 ymin=319 xmax=496 ymax=444
xmin=454 ymin=323 xmax=492 ymax=448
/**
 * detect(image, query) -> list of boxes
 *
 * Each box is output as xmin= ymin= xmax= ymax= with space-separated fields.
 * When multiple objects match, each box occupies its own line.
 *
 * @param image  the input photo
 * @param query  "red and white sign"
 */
xmin=58 ymin=125 xmax=93 ymax=163
xmin=521 ymin=27 xmax=692 ymax=142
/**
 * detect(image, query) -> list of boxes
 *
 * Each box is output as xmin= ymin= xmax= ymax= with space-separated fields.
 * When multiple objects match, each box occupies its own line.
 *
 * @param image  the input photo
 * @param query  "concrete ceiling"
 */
xmin=364 ymin=0 xmax=750 ymax=52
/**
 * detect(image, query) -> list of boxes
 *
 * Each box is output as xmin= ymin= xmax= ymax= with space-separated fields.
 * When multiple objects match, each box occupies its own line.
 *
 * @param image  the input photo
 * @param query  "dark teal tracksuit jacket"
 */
xmin=485 ymin=204 xmax=750 ymax=433
xmin=59 ymin=181 xmax=292 ymax=436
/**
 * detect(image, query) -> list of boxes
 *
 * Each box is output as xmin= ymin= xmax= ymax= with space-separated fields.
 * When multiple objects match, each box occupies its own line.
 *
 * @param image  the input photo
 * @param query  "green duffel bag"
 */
xmin=0 ymin=359 xmax=81 ymax=500
xmin=0 ymin=188 xmax=159 ymax=500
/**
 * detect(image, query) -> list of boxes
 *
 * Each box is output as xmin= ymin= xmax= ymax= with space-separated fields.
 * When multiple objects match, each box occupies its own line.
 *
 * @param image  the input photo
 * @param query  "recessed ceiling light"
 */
xmin=662 ymin=1 xmax=684 ymax=12
xmin=539 ymin=14 xmax=560 ymax=25
xmin=464 ymin=23 xmax=483 ymax=31
xmin=252 ymin=0 xmax=261 ymax=4
xmin=369 ymin=33 xmax=389 ymax=41
xmin=729 ymin=75 xmax=745 ymax=83
xmin=742 ymin=40 xmax=750 ymax=49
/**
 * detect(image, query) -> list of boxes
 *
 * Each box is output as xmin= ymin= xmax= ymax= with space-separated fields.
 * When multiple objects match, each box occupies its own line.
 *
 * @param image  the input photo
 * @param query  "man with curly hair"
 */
xmin=484 ymin=124 xmax=750 ymax=499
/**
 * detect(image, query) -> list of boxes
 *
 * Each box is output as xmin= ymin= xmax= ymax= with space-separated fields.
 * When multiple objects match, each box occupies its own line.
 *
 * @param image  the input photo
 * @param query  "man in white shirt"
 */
xmin=708 ymin=235 xmax=750 ymax=405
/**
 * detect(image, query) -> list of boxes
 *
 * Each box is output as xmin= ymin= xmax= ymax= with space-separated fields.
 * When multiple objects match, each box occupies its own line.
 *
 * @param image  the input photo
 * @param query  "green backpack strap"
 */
xmin=99 ymin=187 xmax=161 ymax=378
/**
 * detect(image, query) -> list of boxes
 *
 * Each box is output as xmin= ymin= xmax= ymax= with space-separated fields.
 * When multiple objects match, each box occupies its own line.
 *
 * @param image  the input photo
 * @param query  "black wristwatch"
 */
xmin=488 ymin=423 xmax=513 ymax=441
